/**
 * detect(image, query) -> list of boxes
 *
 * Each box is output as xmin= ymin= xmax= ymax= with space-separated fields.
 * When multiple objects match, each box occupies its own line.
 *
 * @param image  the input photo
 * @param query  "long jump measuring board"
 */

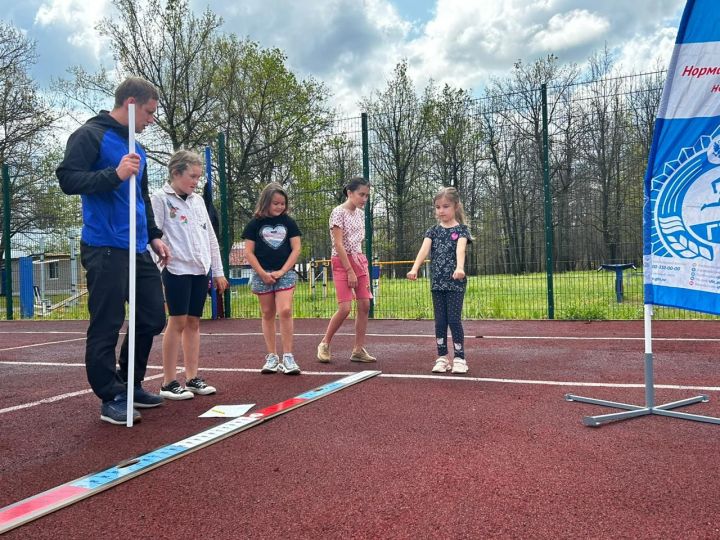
xmin=0 ymin=370 xmax=381 ymax=534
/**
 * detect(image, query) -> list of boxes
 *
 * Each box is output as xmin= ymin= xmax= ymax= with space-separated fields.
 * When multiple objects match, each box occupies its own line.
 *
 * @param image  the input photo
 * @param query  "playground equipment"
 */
xmin=597 ymin=263 xmax=636 ymax=303
xmin=18 ymin=236 xmax=84 ymax=318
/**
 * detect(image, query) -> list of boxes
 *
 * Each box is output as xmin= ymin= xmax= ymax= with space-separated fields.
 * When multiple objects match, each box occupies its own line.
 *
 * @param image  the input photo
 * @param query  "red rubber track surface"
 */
xmin=1 ymin=318 xmax=720 ymax=539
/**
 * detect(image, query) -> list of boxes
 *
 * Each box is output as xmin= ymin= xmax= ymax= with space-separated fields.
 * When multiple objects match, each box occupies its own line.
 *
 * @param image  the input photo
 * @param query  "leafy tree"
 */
xmin=426 ymin=84 xmax=477 ymax=192
xmin=426 ymin=83 xmax=486 ymax=272
xmin=0 ymin=21 xmax=61 ymax=254
xmin=292 ymin=131 xmax=364 ymax=260
xmin=214 ymin=36 xmax=332 ymax=238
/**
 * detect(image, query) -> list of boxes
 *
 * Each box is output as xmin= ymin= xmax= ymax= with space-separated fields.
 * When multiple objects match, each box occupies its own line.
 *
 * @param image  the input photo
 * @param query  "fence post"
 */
xmin=19 ymin=256 xmax=34 ymax=318
xmin=541 ymin=84 xmax=555 ymax=319
xmin=217 ymin=132 xmax=231 ymax=318
xmin=362 ymin=112 xmax=374 ymax=318
xmin=39 ymin=238 xmax=46 ymax=316
xmin=310 ymin=258 xmax=315 ymax=297
xmin=2 ymin=164 xmax=12 ymax=320
xmin=322 ymin=262 xmax=328 ymax=298
xmin=204 ymin=145 xmax=218 ymax=320
xmin=69 ymin=234 xmax=78 ymax=306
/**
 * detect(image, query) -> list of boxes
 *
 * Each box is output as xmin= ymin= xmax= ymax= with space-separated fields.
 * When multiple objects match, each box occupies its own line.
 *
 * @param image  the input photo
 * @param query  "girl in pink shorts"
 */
xmin=317 ymin=177 xmax=376 ymax=363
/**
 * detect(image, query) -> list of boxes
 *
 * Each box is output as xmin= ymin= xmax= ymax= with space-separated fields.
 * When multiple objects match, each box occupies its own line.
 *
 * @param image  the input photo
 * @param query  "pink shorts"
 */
xmin=331 ymin=254 xmax=374 ymax=303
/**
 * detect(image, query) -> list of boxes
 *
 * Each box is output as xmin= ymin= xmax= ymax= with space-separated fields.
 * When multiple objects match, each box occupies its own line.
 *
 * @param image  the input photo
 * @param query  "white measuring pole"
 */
xmin=126 ymin=103 xmax=137 ymax=428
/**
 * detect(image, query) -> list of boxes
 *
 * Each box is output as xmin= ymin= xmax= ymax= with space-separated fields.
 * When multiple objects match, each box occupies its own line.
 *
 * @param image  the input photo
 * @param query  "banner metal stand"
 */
xmin=566 ymin=1 xmax=720 ymax=428
xmin=566 ymin=305 xmax=720 ymax=427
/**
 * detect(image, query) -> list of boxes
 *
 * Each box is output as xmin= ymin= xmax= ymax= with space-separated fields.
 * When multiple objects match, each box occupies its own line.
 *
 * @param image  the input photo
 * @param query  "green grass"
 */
xmin=229 ymin=269 xmax=717 ymax=321
xmin=2 ymin=269 xmax=717 ymax=320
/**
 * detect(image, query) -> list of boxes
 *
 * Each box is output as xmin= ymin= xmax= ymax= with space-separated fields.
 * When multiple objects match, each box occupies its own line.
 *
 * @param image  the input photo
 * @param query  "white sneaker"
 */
xmin=261 ymin=353 xmax=280 ymax=373
xmin=279 ymin=353 xmax=301 ymax=375
xmin=350 ymin=347 xmax=376 ymax=363
xmin=431 ymin=357 xmax=451 ymax=373
xmin=451 ymin=358 xmax=468 ymax=374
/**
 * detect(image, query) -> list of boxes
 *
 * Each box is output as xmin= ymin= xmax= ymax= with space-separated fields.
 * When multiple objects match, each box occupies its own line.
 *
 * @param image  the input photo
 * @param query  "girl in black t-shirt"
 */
xmin=241 ymin=183 xmax=302 ymax=375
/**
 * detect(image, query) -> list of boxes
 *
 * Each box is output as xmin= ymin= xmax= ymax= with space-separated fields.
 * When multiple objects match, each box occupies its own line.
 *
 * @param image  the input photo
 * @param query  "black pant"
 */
xmin=431 ymin=290 xmax=465 ymax=359
xmin=81 ymin=244 xmax=166 ymax=402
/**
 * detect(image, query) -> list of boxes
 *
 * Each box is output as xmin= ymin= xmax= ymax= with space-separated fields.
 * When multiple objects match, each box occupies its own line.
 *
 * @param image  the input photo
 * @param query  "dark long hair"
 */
xmin=342 ymin=176 xmax=370 ymax=198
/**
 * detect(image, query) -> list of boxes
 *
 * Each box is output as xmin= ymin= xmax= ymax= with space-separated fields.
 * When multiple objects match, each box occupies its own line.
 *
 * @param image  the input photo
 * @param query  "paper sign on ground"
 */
xmin=199 ymin=404 xmax=255 ymax=418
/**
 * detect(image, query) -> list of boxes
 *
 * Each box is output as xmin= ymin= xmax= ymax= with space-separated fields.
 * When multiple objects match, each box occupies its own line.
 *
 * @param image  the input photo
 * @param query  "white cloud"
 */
xmin=531 ymin=10 xmax=610 ymax=52
xmin=197 ymin=0 xmax=413 ymax=114
xmin=615 ymin=27 xmax=678 ymax=74
xmin=34 ymin=0 xmax=110 ymax=60
xmin=21 ymin=0 xmax=686 ymax=115
xmin=396 ymin=0 xmax=684 ymax=96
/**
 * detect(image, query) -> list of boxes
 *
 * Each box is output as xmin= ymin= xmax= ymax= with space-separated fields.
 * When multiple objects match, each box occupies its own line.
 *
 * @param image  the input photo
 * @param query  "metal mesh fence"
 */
xmin=2 ymin=71 xmax=717 ymax=320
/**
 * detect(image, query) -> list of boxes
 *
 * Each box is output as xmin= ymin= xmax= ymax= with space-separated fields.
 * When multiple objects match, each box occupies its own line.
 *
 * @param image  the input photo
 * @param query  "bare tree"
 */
xmin=578 ymin=48 xmax=633 ymax=262
xmin=98 ymin=0 xmax=223 ymax=154
xmin=360 ymin=60 xmax=433 ymax=261
xmin=628 ymin=67 xmax=665 ymax=161
xmin=482 ymin=55 xmax=580 ymax=273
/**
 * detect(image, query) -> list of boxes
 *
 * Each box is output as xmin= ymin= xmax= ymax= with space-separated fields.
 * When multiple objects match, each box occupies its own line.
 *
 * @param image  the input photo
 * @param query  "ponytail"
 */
xmin=342 ymin=176 xmax=370 ymax=198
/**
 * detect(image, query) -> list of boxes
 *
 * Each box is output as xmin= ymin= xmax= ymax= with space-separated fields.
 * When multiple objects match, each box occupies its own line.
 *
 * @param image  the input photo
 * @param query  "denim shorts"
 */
xmin=250 ymin=269 xmax=298 ymax=295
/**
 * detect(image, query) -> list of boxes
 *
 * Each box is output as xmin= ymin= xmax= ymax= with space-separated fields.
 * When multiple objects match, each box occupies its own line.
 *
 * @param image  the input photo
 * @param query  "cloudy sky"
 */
xmin=4 ymin=0 xmax=686 ymax=115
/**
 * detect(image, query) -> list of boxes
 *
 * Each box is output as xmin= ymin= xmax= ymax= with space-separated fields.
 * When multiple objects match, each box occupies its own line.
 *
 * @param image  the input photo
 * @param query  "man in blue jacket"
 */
xmin=57 ymin=77 xmax=170 ymax=424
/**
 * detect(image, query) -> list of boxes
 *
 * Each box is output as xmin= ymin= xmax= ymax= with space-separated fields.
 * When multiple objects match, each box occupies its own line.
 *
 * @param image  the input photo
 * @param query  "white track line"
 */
xmin=1 ymin=362 xmax=718 ymax=416
xmin=0 ymin=337 xmax=88 ymax=352
xmin=477 ymin=335 xmax=720 ymax=342
xmin=0 ymin=331 xmax=86 ymax=334
xmin=2 ymin=330 xmax=720 ymax=342
xmin=0 ymin=373 xmax=165 ymax=415
xmin=201 ymin=332 xmax=720 ymax=342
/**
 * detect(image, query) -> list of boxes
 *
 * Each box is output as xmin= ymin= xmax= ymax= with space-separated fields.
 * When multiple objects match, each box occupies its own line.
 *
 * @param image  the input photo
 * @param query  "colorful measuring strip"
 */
xmin=0 ymin=370 xmax=381 ymax=534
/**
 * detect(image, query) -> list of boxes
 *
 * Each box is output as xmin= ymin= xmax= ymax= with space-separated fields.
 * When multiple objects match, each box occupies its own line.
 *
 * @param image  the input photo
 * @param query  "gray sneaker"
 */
xmin=279 ymin=353 xmax=301 ymax=375
xmin=261 ymin=353 xmax=280 ymax=373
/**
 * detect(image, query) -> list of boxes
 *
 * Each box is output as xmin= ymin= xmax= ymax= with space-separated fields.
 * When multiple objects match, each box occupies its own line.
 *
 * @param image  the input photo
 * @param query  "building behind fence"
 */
xmin=1 ymin=71 xmax=709 ymax=320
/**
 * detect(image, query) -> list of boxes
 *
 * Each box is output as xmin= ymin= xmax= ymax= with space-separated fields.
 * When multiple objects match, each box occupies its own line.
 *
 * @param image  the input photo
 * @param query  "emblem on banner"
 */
xmin=652 ymin=128 xmax=720 ymax=261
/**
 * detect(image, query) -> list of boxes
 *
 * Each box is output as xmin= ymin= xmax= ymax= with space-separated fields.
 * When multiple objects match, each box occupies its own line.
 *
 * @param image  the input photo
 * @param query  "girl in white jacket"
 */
xmin=151 ymin=150 xmax=228 ymax=400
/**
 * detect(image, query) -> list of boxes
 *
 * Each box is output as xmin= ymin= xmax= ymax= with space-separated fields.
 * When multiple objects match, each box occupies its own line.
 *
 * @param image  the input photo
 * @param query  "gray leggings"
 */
xmin=431 ymin=290 xmax=465 ymax=359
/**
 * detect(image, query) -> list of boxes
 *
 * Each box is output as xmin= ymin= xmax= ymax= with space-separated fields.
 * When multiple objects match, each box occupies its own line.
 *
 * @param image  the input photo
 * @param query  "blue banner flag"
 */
xmin=644 ymin=0 xmax=720 ymax=314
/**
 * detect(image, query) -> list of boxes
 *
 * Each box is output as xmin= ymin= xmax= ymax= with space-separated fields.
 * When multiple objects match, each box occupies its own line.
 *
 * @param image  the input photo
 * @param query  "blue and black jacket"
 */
xmin=56 ymin=111 xmax=162 ymax=253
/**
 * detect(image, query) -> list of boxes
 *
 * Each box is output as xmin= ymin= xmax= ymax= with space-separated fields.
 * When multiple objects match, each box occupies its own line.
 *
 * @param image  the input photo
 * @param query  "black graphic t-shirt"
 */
xmin=241 ymin=214 xmax=302 ymax=271
xmin=425 ymin=224 xmax=472 ymax=291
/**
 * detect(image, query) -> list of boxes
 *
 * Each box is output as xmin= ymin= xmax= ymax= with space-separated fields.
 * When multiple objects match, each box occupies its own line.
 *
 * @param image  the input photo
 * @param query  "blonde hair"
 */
xmin=167 ymin=150 xmax=202 ymax=182
xmin=434 ymin=186 xmax=468 ymax=225
xmin=254 ymin=182 xmax=289 ymax=218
